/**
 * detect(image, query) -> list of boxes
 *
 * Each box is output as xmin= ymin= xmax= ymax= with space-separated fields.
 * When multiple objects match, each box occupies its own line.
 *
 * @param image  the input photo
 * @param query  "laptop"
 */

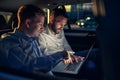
xmin=51 ymin=42 xmax=95 ymax=75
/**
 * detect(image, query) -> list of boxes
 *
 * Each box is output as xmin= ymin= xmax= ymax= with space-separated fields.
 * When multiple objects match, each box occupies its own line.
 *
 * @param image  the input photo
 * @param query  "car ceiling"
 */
xmin=0 ymin=0 xmax=91 ymax=12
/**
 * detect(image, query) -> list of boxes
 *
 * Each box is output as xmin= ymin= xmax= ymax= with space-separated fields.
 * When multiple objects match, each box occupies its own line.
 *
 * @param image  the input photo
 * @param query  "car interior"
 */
xmin=0 ymin=0 xmax=120 ymax=80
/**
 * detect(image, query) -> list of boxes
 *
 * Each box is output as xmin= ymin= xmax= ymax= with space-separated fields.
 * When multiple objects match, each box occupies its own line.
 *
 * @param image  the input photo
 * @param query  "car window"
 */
xmin=0 ymin=11 xmax=13 ymax=30
xmin=64 ymin=2 xmax=98 ymax=31
xmin=0 ymin=11 xmax=12 ymax=23
xmin=0 ymin=11 xmax=13 ymax=37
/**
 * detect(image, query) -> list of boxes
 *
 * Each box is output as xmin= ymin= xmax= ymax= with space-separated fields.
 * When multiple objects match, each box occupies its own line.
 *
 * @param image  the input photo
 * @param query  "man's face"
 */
xmin=52 ymin=16 xmax=67 ymax=34
xmin=28 ymin=15 xmax=45 ymax=37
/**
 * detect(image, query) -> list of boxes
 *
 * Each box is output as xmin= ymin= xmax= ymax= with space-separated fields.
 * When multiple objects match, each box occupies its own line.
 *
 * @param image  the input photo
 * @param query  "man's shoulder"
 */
xmin=0 ymin=31 xmax=23 ymax=47
xmin=1 ymin=31 xmax=19 ymax=40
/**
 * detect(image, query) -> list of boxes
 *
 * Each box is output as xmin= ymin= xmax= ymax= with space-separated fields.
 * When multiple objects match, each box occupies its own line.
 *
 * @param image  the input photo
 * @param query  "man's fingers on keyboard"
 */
xmin=63 ymin=59 xmax=67 ymax=64
xmin=73 ymin=56 xmax=84 ymax=62
xmin=63 ymin=58 xmax=73 ymax=64
xmin=81 ymin=57 xmax=85 ymax=60
xmin=78 ymin=56 xmax=84 ymax=61
xmin=76 ymin=56 xmax=82 ymax=62
xmin=67 ymin=51 xmax=75 ymax=55
xmin=71 ymin=55 xmax=79 ymax=63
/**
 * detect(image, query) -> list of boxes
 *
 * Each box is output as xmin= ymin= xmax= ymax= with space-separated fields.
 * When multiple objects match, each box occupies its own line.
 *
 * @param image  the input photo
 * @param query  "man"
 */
xmin=38 ymin=8 xmax=99 ymax=59
xmin=38 ymin=8 xmax=74 ymax=54
xmin=38 ymin=8 xmax=101 ymax=80
xmin=0 ymin=5 xmax=80 ymax=74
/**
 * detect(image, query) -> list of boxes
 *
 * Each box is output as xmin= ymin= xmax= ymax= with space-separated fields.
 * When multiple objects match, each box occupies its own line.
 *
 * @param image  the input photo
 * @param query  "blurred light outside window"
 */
xmin=64 ymin=3 xmax=98 ymax=31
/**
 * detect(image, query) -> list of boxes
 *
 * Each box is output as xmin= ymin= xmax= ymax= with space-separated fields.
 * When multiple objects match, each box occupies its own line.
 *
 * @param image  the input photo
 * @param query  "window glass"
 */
xmin=0 ymin=11 xmax=13 ymax=30
xmin=0 ymin=12 xmax=12 ymax=23
xmin=64 ymin=2 xmax=98 ymax=31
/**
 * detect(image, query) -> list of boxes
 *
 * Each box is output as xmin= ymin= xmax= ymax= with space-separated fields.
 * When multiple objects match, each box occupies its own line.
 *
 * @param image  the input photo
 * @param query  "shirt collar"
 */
xmin=15 ymin=29 xmax=36 ymax=42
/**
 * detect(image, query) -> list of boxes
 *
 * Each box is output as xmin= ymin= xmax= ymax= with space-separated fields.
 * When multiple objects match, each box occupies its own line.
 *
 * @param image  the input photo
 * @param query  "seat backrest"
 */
xmin=0 ymin=15 xmax=7 ymax=30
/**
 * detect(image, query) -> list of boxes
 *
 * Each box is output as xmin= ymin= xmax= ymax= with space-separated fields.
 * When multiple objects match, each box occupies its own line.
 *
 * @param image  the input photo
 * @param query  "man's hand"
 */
xmin=71 ymin=55 xmax=84 ymax=63
xmin=60 ymin=50 xmax=84 ymax=64
xmin=66 ymin=51 xmax=75 ymax=55
xmin=63 ymin=55 xmax=84 ymax=64
xmin=63 ymin=54 xmax=73 ymax=64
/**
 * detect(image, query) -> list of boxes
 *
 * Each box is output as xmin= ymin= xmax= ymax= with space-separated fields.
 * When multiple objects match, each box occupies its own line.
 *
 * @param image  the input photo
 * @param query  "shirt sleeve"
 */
xmin=8 ymin=45 xmax=63 ymax=73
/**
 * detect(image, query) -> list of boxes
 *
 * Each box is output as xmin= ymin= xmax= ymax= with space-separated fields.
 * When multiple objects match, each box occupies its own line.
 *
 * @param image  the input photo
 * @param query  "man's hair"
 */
xmin=49 ymin=8 xmax=68 ymax=24
xmin=51 ymin=8 xmax=68 ymax=18
xmin=17 ymin=4 xmax=45 ymax=26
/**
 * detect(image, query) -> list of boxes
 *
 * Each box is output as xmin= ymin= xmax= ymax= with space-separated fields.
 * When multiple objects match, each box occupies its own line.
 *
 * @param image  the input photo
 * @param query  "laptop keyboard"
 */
xmin=64 ymin=60 xmax=83 ymax=71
